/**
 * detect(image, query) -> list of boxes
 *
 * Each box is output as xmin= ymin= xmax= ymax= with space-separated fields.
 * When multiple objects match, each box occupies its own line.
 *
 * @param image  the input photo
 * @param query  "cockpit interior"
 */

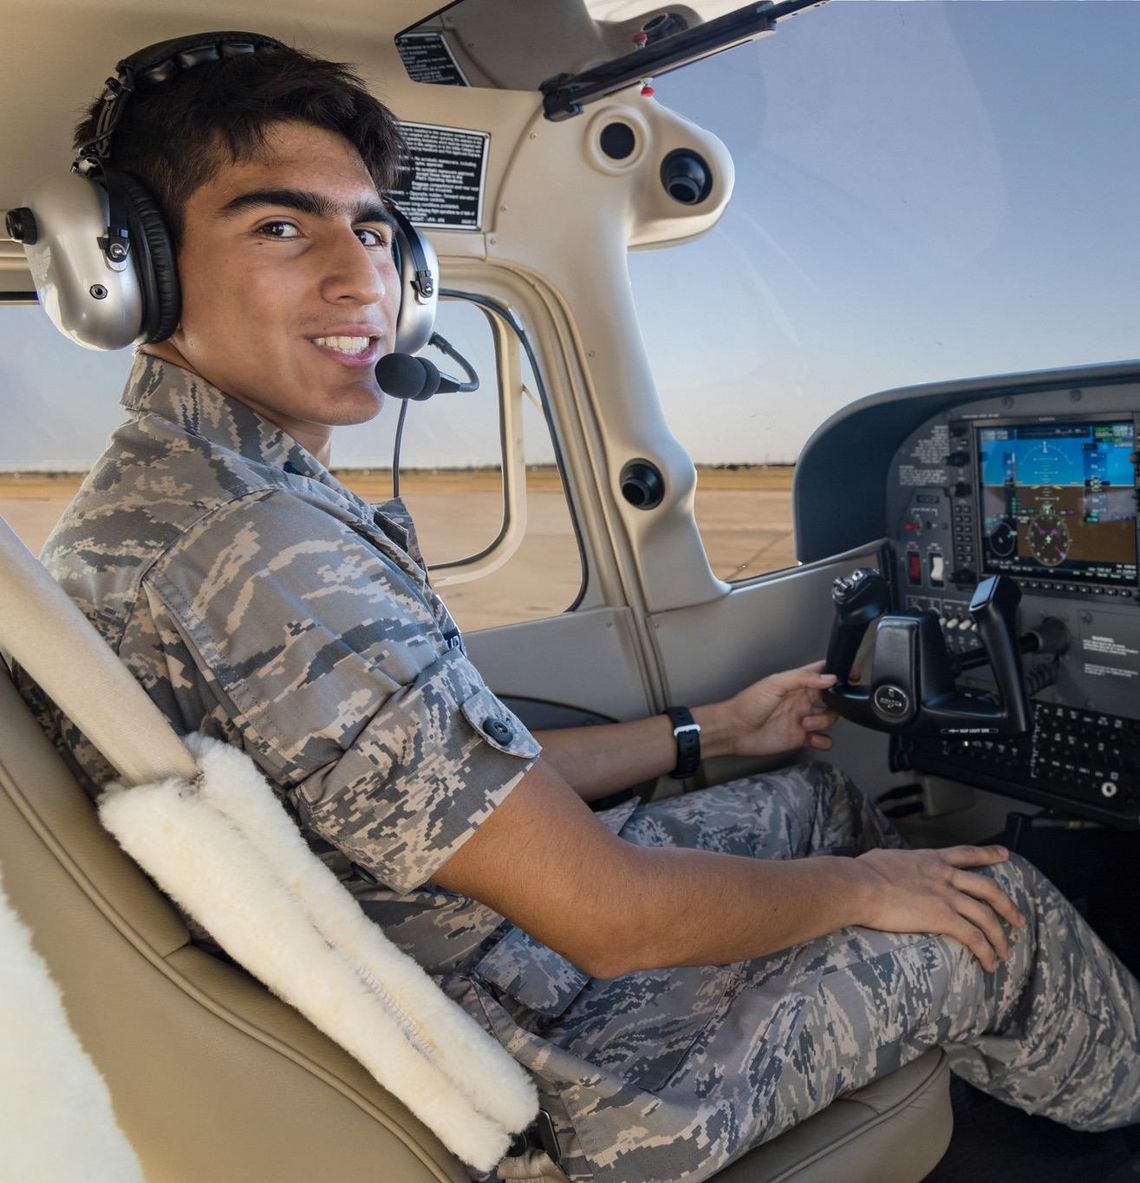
xmin=1 ymin=2 xmax=1137 ymax=1182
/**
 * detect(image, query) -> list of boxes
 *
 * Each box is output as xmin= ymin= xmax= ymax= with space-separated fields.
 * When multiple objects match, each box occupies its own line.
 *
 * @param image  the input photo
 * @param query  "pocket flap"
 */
xmin=471 ymin=798 xmax=640 ymax=1017
xmin=473 ymin=925 xmax=592 ymax=1018
xmin=460 ymin=687 xmax=542 ymax=758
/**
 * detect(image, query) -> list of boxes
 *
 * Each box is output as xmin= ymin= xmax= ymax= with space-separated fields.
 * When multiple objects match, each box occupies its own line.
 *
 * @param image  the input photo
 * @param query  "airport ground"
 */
xmin=0 ymin=466 xmax=796 ymax=632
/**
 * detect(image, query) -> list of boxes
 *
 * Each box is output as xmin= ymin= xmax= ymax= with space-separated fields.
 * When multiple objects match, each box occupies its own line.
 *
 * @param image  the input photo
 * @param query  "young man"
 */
xmin=20 ymin=37 xmax=1140 ymax=1183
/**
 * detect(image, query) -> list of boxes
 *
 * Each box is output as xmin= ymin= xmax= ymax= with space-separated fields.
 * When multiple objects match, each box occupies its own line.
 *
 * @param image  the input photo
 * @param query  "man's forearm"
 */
xmin=594 ymin=845 xmax=870 ymax=976
xmin=434 ymin=759 xmax=1020 ymax=979
xmin=534 ymin=704 xmax=733 ymax=801
xmin=436 ymin=759 xmax=873 ymax=977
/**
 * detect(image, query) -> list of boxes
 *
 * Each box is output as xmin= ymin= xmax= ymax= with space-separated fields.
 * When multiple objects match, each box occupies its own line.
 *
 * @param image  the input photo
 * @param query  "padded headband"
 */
xmin=75 ymin=33 xmax=288 ymax=173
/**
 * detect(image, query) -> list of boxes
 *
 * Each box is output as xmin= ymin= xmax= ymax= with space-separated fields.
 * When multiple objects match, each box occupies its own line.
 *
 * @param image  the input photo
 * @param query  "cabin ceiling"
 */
xmin=0 ymin=0 xmax=763 ymax=286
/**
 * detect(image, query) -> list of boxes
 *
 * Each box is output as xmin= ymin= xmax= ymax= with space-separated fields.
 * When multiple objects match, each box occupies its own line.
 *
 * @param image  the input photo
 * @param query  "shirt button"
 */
xmin=483 ymin=717 xmax=514 ymax=744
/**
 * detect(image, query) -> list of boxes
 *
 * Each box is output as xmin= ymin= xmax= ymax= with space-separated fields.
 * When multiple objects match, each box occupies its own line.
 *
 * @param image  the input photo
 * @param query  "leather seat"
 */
xmin=0 ymin=665 xmax=951 ymax=1182
xmin=718 ymin=1049 xmax=950 ymax=1182
xmin=0 ymin=504 xmax=951 ymax=1181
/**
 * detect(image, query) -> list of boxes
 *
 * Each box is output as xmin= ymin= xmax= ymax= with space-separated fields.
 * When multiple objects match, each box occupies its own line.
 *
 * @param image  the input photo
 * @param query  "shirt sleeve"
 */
xmin=142 ymin=488 xmax=540 ymax=894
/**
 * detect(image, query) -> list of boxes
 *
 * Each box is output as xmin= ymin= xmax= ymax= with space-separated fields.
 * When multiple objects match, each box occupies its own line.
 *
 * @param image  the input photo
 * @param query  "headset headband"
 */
xmin=75 ymin=32 xmax=288 ymax=173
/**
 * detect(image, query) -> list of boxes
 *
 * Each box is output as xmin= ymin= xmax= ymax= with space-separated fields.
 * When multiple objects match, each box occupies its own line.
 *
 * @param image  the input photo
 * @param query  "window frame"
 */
xmin=426 ymin=289 xmax=589 ymax=616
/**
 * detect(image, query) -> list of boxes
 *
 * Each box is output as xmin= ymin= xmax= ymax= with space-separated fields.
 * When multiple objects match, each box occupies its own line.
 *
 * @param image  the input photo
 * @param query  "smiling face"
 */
xmin=149 ymin=120 xmax=400 ymax=462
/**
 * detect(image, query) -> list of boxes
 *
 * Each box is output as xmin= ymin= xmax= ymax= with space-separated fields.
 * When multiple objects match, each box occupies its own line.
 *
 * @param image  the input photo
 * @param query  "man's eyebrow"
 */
xmin=218 ymin=188 xmax=396 ymax=227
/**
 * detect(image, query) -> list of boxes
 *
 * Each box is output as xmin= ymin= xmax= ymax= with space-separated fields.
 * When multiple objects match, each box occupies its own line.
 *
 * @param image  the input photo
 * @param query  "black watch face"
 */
xmin=667 ymin=710 xmax=701 ymax=776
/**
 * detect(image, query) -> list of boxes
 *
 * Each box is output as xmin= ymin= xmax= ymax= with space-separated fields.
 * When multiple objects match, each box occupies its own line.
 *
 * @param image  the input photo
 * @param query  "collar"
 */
xmin=120 ymin=352 xmax=327 ymax=480
xmin=119 ymin=351 xmax=419 ymax=562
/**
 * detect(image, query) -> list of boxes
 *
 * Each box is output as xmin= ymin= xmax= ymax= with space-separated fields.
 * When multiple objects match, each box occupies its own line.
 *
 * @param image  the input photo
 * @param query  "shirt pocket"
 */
xmin=470 ymin=796 xmax=640 ymax=1018
xmin=296 ymin=651 xmax=540 ymax=896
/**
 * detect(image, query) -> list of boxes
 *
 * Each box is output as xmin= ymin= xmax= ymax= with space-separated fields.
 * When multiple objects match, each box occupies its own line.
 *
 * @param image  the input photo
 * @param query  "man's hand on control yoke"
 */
xmin=532 ymin=659 xmax=841 ymax=803
xmin=714 ymin=660 xmax=841 ymax=756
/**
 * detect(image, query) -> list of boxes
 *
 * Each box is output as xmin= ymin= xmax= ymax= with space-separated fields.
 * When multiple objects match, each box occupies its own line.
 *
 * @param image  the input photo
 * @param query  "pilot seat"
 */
xmin=0 ymin=513 xmax=951 ymax=1182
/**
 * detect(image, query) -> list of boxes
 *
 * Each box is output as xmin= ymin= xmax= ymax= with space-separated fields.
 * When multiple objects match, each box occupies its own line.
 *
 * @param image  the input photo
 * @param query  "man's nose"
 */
xmin=319 ymin=229 xmax=391 ymax=306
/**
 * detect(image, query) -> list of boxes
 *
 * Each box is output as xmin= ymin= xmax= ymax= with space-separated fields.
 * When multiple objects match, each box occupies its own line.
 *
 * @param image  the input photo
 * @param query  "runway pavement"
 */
xmin=0 ymin=467 xmax=795 ymax=632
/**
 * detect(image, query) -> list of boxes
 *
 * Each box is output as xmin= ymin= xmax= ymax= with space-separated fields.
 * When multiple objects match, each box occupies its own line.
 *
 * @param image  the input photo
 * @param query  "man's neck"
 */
xmin=138 ymin=343 xmax=333 ymax=466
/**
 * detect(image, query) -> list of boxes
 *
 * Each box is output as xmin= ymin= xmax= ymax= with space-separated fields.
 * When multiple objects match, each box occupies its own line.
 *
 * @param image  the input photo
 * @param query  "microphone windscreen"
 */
xmin=417 ymin=358 xmax=442 ymax=398
xmin=375 ymin=352 xmax=429 ymax=399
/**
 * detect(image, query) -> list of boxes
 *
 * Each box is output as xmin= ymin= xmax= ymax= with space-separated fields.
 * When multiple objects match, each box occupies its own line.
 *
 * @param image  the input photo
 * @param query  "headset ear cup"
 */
xmin=389 ymin=206 xmax=438 ymax=355
xmin=106 ymin=170 xmax=181 ymax=342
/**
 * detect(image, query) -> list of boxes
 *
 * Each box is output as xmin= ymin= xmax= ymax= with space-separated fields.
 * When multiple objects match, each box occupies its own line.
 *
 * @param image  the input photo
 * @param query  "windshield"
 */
xmin=630 ymin=0 xmax=1140 ymax=470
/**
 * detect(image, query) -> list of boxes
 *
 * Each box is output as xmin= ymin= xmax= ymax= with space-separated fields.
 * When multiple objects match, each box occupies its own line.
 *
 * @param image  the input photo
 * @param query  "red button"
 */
xmin=907 ymin=552 xmax=922 ymax=584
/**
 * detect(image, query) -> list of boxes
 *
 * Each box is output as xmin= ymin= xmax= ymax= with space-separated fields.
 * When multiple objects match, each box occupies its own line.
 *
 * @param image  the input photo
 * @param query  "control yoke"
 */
xmin=823 ymin=570 xmax=1033 ymax=736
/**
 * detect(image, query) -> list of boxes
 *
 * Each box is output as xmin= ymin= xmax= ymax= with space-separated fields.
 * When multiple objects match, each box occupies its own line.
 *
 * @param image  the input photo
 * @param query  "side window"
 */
xmin=334 ymin=294 xmax=584 ymax=632
xmin=0 ymin=305 xmax=134 ymax=555
xmin=0 ymin=296 xmax=585 ymax=635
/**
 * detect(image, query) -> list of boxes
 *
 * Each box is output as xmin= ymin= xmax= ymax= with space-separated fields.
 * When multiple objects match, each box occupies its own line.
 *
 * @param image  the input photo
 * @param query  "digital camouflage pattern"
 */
xmin=18 ymin=353 xmax=1140 ymax=1183
xmin=17 ymin=352 xmax=539 ymax=949
xmin=475 ymin=765 xmax=1140 ymax=1181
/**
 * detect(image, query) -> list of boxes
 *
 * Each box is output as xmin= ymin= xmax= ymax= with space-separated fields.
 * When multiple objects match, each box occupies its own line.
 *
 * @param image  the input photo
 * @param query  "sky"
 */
xmin=3 ymin=1 xmax=1139 ymax=470
xmin=634 ymin=0 xmax=1140 ymax=462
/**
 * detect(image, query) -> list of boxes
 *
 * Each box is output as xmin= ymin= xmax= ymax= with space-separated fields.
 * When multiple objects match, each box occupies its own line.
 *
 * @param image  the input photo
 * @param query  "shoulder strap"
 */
xmin=0 ymin=516 xmax=196 ymax=785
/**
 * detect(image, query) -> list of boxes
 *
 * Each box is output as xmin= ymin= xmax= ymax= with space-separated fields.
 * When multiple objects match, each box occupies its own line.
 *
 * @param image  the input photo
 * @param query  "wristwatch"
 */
xmin=665 ymin=706 xmax=702 ymax=779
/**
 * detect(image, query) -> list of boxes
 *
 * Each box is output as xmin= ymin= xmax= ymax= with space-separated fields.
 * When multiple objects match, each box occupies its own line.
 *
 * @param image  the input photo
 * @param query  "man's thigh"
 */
xmin=617 ymin=761 xmax=904 ymax=861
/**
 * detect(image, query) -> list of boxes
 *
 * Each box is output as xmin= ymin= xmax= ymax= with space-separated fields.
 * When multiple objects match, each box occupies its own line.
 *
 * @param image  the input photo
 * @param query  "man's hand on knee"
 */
xmin=854 ymin=846 xmax=1028 ymax=973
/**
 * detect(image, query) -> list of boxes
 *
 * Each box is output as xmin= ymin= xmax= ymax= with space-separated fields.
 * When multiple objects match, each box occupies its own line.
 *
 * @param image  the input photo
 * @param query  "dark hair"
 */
xmin=73 ymin=43 xmax=406 ymax=243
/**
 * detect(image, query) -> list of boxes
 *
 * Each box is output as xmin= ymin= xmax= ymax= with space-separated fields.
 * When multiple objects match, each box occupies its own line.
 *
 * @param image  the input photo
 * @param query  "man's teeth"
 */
xmin=312 ymin=335 xmax=372 ymax=354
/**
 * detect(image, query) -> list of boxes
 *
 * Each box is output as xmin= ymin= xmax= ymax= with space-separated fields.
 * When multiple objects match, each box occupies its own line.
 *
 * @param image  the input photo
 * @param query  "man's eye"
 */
xmin=356 ymin=227 xmax=391 ymax=248
xmin=257 ymin=221 xmax=300 ymax=239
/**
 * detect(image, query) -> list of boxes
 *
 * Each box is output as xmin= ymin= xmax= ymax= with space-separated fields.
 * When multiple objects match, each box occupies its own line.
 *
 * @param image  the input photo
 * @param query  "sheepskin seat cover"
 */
xmin=98 ymin=732 xmax=538 ymax=1171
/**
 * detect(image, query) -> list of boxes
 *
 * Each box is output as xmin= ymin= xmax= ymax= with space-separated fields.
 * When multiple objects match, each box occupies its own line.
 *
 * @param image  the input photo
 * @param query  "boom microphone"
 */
xmin=375 ymin=352 xmax=442 ymax=400
xmin=378 ymin=333 xmax=481 ymax=499
xmin=375 ymin=338 xmax=479 ymax=401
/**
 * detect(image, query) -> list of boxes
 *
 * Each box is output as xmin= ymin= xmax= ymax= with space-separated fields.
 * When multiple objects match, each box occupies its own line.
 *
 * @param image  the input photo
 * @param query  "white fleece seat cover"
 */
xmin=98 ymin=732 xmax=538 ymax=1171
xmin=0 ymin=866 xmax=146 ymax=1182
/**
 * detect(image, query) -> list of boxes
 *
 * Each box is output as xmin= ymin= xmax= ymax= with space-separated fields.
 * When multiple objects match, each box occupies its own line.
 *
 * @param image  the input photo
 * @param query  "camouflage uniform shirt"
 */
xmin=20 ymin=353 xmax=555 ymax=974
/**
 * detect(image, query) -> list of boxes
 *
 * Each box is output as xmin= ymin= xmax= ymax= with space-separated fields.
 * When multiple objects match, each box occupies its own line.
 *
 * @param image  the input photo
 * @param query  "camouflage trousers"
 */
xmin=479 ymin=763 xmax=1140 ymax=1183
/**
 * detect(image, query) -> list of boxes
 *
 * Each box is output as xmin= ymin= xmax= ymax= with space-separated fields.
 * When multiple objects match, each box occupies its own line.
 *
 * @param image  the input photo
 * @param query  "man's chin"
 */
xmin=325 ymin=385 xmax=385 ymax=426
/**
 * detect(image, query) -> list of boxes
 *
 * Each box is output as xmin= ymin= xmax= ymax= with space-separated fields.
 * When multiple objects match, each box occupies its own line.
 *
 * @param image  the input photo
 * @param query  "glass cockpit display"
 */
xmin=977 ymin=418 xmax=1138 ymax=586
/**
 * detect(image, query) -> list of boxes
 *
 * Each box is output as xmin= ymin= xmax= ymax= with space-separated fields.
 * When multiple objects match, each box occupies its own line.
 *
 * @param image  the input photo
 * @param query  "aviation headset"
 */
xmin=5 ymin=31 xmax=438 ymax=354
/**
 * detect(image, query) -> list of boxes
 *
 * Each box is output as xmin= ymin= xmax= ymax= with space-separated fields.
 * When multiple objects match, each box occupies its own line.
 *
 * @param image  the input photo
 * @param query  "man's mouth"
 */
xmin=308 ymin=334 xmax=385 ymax=367
xmin=311 ymin=335 xmax=376 ymax=356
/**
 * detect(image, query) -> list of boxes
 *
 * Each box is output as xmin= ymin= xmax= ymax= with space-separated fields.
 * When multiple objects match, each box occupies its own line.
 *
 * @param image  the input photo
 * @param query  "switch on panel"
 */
xmin=907 ymin=551 xmax=923 ymax=585
xmin=929 ymin=553 xmax=945 ymax=586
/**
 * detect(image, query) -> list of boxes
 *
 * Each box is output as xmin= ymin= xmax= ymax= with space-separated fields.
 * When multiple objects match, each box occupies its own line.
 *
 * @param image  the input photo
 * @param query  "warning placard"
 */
xmin=395 ymin=32 xmax=469 ymax=87
xmin=390 ymin=122 xmax=489 ymax=231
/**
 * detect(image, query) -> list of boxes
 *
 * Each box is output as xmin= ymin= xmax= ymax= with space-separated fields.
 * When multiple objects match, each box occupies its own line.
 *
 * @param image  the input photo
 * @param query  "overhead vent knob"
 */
xmin=660 ymin=149 xmax=712 ymax=205
xmin=5 ymin=207 xmax=37 ymax=244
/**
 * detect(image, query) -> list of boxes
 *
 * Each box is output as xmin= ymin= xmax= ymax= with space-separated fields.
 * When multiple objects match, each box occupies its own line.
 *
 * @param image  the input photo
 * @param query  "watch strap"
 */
xmin=665 ymin=706 xmax=701 ymax=779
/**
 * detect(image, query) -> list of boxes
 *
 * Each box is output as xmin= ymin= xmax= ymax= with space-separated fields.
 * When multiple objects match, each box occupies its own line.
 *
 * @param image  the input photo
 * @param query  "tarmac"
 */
xmin=0 ymin=466 xmax=795 ymax=632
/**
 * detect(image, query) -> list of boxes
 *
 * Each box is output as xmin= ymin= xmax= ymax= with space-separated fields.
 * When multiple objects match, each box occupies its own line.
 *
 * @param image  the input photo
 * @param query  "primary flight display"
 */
xmin=977 ymin=417 xmax=1138 ymax=587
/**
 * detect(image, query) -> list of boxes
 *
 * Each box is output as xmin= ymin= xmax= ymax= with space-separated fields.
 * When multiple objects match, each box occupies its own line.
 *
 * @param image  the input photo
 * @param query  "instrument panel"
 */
xmin=885 ymin=389 xmax=1140 ymax=826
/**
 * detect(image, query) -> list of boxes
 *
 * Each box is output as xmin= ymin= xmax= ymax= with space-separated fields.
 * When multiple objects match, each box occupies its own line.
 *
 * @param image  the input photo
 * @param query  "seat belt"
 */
xmin=499 ymin=1110 xmax=568 ymax=1181
xmin=498 ymin=1149 xmax=568 ymax=1181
